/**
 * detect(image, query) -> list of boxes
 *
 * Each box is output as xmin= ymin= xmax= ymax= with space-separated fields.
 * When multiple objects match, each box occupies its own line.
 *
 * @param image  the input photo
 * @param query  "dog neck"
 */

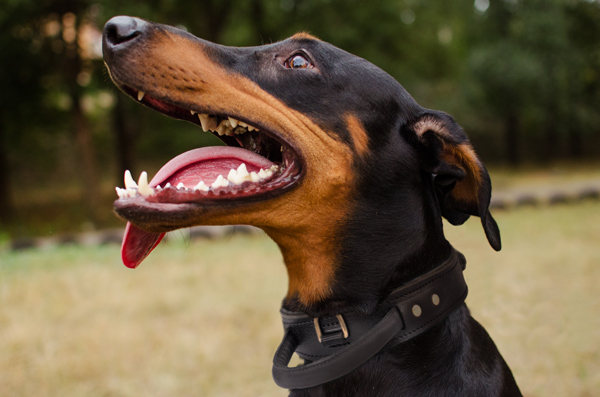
xmin=267 ymin=171 xmax=452 ymax=317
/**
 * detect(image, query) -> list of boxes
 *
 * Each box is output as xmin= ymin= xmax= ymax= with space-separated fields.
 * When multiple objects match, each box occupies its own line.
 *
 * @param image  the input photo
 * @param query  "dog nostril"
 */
xmin=104 ymin=16 xmax=144 ymax=46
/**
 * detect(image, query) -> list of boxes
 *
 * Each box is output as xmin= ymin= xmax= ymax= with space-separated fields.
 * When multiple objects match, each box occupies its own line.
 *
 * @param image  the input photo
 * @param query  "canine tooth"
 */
xmin=137 ymin=91 xmax=145 ymax=101
xmin=211 ymin=175 xmax=229 ymax=188
xmin=200 ymin=114 xmax=218 ymax=131
xmin=190 ymin=110 xmax=196 ymax=115
xmin=124 ymin=170 xmax=138 ymax=189
xmin=138 ymin=172 xmax=154 ymax=196
xmin=198 ymin=114 xmax=209 ymax=131
xmin=250 ymin=172 xmax=260 ymax=182
xmin=194 ymin=180 xmax=209 ymax=191
xmin=228 ymin=117 xmax=239 ymax=128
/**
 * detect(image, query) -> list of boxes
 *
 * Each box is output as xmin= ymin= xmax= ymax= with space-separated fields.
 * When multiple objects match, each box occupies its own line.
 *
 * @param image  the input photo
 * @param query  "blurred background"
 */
xmin=1 ymin=0 xmax=599 ymax=396
xmin=1 ymin=0 xmax=599 ymax=238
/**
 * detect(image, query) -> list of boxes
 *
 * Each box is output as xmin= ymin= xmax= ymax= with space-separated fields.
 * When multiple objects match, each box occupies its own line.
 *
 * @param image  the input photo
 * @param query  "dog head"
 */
xmin=103 ymin=17 xmax=499 ymax=311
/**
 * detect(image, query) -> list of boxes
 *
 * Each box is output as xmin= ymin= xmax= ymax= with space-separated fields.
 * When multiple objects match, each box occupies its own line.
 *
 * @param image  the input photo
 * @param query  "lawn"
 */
xmin=1 ymin=201 xmax=599 ymax=396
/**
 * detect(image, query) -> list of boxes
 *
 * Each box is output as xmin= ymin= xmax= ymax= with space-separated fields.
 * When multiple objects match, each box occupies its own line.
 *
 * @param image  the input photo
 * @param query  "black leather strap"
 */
xmin=272 ymin=250 xmax=467 ymax=390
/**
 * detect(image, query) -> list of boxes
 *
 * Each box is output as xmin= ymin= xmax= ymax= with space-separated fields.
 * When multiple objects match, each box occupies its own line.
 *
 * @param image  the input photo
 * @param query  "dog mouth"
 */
xmin=115 ymin=85 xmax=302 ymax=203
xmin=111 ymin=84 xmax=304 ymax=268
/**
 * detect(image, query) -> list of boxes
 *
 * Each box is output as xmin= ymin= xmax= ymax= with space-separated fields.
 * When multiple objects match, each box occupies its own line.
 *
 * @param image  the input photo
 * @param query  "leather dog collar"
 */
xmin=272 ymin=249 xmax=468 ymax=390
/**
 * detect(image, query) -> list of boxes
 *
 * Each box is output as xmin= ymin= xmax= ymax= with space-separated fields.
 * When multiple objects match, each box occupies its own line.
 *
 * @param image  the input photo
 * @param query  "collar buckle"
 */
xmin=313 ymin=314 xmax=349 ymax=347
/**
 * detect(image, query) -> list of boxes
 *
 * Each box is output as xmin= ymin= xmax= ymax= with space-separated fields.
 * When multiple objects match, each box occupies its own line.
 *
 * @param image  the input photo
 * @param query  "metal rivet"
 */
xmin=432 ymin=294 xmax=440 ymax=306
xmin=412 ymin=304 xmax=422 ymax=317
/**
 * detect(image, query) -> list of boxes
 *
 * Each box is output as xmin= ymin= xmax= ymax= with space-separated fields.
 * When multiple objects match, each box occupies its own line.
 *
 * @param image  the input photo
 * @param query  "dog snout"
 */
xmin=103 ymin=16 xmax=147 ymax=53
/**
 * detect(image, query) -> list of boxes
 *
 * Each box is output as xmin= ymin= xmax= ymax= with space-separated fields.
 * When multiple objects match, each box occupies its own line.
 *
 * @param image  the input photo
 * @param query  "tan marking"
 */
xmin=413 ymin=116 xmax=483 ymax=206
xmin=291 ymin=32 xmax=320 ymax=41
xmin=346 ymin=114 xmax=369 ymax=157
xmin=109 ymin=29 xmax=355 ymax=306
xmin=441 ymin=143 xmax=482 ymax=204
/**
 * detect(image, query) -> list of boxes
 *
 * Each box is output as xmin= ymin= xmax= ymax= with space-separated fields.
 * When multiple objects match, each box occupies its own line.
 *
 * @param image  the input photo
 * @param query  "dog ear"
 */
xmin=406 ymin=111 xmax=501 ymax=251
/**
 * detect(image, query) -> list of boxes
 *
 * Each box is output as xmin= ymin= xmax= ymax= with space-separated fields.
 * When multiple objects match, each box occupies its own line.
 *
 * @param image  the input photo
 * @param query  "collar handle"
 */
xmin=272 ymin=250 xmax=467 ymax=390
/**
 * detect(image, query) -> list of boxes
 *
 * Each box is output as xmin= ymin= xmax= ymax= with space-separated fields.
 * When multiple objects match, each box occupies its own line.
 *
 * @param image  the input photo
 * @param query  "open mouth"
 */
xmin=115 ymin=85 xmax=303 ymax=204
xmin=112 ymin=83 xmax=304 ymax=268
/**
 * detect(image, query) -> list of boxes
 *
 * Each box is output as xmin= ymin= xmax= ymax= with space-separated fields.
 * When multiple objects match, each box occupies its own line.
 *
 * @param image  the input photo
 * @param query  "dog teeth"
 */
xmin=194 ymin=180 xmax=209 ymax=192
xmin=224 ymin=163 xmax=278 ymax=185
xmin=211 ymin=175 xmax=229 ymax=188
xmin=124 ymin=170 xmax=138 ymax=189
xmin=228 ymin=117 xmax=239 ymax=128
xmin=138 ymin=172 xmax=154 ymax=196
xmin=227 ymin=163 xmax=252 ymax=184
xmin=216 ymin=120 xmax=229 ymax=136
xmin=198 ymin=113 xmax=217 ymax=132
xmin=115 ymin=164 xmax=279 ymax=199
xmin=137 ymin=91 xmax=145 ymax=101
xmin=193 ymin=113 xmax=259 ymax=136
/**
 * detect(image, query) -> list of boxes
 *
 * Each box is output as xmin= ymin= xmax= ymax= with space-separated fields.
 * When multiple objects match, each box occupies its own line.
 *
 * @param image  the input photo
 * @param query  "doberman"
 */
xmin=103 ymin=16 xmax=522 ymax=396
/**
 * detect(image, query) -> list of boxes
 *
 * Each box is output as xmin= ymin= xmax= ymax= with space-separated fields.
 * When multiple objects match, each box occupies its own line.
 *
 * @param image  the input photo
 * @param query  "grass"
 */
xmin=1 ymin=202 xmax=599 ymax=396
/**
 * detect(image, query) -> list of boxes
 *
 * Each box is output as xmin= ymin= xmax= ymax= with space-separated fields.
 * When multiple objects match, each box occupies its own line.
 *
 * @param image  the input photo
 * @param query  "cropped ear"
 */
xmin=406 ymin=111 xmax=501 ymax=251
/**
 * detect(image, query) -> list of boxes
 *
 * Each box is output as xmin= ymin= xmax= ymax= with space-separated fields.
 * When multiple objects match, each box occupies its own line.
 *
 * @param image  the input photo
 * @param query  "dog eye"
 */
xmin=286 ymin=54 xmax=311 ymax=69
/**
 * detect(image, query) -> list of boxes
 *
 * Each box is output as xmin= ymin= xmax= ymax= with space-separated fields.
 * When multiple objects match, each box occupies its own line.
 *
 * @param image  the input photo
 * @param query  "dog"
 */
xmin=102 ymin=16 xmax=522 ymax=396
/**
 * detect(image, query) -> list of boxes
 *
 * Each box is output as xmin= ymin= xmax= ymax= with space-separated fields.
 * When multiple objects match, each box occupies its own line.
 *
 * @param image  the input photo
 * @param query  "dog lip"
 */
xmin=113 ymin=82 xmax=304 ymax=168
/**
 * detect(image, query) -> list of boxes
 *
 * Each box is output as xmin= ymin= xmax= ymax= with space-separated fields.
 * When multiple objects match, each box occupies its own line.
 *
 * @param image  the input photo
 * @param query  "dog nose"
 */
xmin=103 ymin=16 xmax=147 ymax=49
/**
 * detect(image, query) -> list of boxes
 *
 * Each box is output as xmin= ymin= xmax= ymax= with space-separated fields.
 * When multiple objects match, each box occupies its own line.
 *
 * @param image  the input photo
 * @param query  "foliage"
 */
xmin=467 ymin=0 xmax=600 ymax=163
xmin=0 ymin=0 xmax=599 ymax=234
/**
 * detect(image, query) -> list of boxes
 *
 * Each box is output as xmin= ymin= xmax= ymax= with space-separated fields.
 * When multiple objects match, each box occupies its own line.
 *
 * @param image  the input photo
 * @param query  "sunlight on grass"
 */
xmin=448 ymin=201 xmax=600 ymax=397
xmin=1 ymin=202 xmax=599 ymax=396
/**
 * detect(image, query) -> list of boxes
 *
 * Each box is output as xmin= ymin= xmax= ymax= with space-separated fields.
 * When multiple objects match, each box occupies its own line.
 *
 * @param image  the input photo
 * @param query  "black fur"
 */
xmin=103 ymin=18 xmax=521 ymax=396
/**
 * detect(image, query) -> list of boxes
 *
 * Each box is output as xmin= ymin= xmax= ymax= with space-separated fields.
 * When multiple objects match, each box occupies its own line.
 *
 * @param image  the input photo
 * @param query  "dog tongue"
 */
xmin=120 ymin=146 xmax=276 ymax=268
xmin=121 ymin=223 xmax=165 ymax=268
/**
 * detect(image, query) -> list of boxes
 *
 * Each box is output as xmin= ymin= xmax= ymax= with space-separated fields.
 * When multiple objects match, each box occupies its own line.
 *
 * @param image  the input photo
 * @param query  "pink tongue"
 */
xmin=121 ymin=223 xmax=165 ymax=268
xmin=120 ymin=146 xmax=276 ymax=268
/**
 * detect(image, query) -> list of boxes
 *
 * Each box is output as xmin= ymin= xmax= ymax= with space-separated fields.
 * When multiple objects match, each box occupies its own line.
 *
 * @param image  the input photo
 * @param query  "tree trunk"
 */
xmin=568 ymin=126 xmax=583 ymax=158
xmin=72 ymin=94 xmax=102 ymax=225
xmin=505 ymin=113 xmax=519 ymax=166
xmin=544 ymin=122 xmax=560 ymax=162
xmin=113 ymin=93 xmax=137 ymax=182
xmin=0 ymin=121 xmax=13 ymax=224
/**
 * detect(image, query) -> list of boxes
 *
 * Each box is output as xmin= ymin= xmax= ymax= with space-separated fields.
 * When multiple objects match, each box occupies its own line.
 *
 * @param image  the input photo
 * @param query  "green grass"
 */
xmin=1 ymin=202 xmax=599 ymax=396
